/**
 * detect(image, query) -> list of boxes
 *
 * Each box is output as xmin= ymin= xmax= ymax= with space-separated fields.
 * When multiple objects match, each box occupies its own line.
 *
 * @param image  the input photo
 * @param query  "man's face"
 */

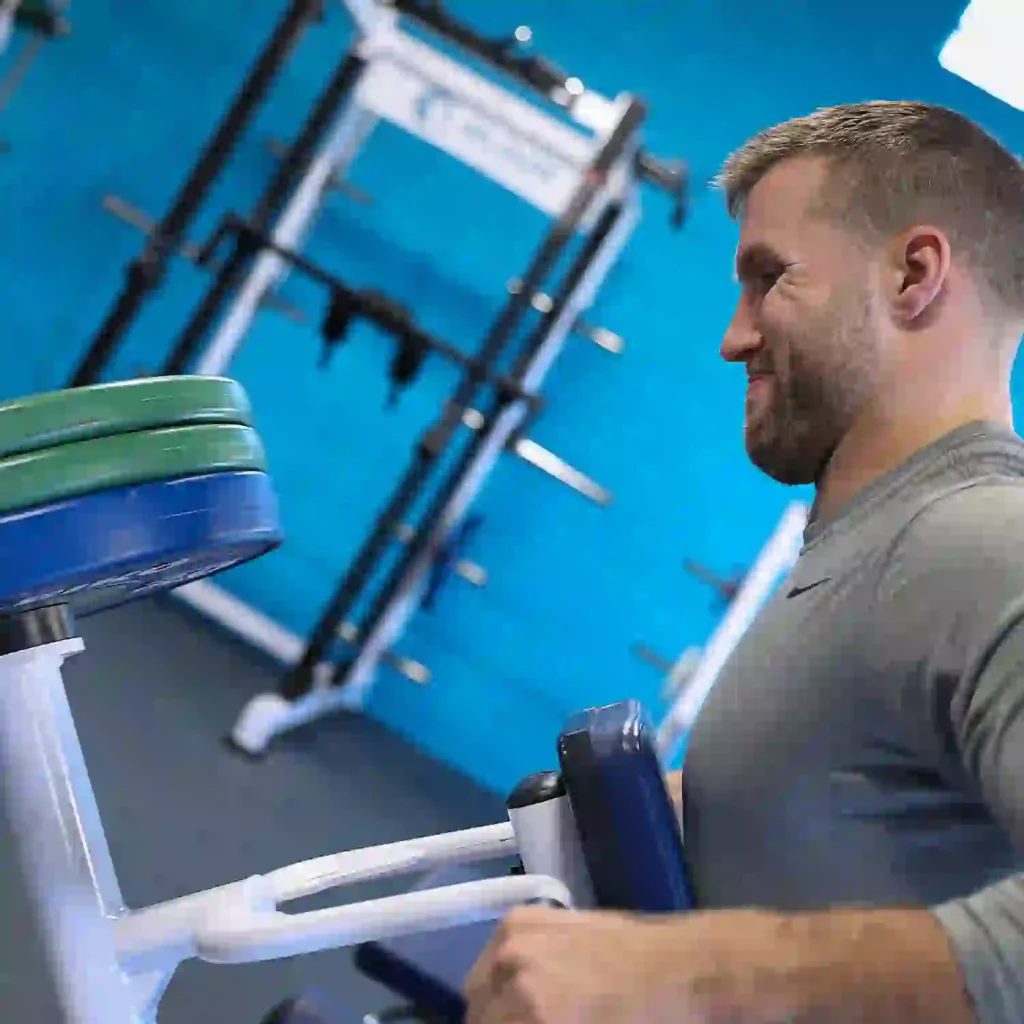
xmin=721 ymin=157 xmax=886 ymax=485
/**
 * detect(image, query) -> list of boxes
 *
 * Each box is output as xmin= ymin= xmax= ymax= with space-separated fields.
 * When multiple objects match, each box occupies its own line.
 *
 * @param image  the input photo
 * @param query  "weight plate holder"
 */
xmin=0 ymin=376 xmax=253 ymax=459
xmin=0 ymin=472 xmax=282 ymax=619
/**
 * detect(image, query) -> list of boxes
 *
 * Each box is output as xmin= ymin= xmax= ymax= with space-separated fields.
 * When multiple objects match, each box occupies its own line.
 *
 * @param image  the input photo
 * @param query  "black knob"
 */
xmin=507 ymin=770 xmax=565 ymax=810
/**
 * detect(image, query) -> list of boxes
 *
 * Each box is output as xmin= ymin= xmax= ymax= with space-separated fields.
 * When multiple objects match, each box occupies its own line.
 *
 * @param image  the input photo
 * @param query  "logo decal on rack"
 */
xmin=413 ymin=83 xmax=560 ymax=185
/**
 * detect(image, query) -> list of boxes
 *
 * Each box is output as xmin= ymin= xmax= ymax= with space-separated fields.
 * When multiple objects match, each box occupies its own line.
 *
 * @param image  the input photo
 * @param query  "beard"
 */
xmin=745 ymin=284 xmax=878 ymax=486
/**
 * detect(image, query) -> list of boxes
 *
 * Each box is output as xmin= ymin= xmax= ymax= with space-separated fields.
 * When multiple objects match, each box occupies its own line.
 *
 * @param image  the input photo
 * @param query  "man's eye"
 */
xmin=759 ymin=269 xmax=783 ymax=289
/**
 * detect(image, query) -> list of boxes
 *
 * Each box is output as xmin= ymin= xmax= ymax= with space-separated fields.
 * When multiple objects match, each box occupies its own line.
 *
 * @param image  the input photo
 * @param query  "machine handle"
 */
xmin=194 ymin=875 xmax=573 ymax=964
xmin=114 ymin=821 xmax=517 ymax=972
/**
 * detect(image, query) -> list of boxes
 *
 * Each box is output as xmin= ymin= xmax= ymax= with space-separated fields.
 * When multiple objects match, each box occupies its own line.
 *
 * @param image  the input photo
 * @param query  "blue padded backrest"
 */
xmin=558 ymin=699 xmax=691 ymax=913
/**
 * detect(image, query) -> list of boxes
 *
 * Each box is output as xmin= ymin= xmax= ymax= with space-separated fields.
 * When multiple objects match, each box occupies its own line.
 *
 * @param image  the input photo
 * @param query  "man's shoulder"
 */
xmin=895 ymin=476 xmax=1024 ymax=568
xmin=871 ymin=478 xmax=1024 ymax=658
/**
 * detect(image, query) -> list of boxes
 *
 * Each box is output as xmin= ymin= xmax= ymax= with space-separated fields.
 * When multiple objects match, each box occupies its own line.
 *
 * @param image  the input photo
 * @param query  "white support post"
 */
xmin=0 ymin=639 xmax=139 ymax=1024
xmin=508 ymin=793 xmax=594 ymax=910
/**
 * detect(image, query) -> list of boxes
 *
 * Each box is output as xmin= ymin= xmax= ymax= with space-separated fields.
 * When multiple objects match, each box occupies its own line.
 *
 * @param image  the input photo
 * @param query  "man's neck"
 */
xmin=812 ymin=389 xmax=1014 ymax=526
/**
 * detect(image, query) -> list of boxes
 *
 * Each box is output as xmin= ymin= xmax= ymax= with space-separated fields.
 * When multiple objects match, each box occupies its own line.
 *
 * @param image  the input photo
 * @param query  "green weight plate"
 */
xmin=0 ymin=377 xmax=253 ymax=459
xmin=0 ymin=424 xmax=266 ymax=515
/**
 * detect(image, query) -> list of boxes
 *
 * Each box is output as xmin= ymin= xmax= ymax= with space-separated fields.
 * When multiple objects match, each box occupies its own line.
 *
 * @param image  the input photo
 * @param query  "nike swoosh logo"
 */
xmin=787 ymin=578 xmax=830 ymax=598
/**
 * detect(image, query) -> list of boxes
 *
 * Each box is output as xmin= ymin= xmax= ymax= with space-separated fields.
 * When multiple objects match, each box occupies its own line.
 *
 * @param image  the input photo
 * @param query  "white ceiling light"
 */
xmin=940 ymin=0 xmax=1024 ymax=113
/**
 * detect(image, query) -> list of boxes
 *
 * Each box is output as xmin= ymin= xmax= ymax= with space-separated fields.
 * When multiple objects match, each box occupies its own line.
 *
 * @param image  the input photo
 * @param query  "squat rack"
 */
xmin=71 ymin=0 xmax=688 ymax=754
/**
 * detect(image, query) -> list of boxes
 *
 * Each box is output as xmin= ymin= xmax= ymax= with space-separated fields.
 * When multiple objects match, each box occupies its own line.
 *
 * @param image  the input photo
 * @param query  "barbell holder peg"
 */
xmin=335 ymin=621 xmax=430 ymax=686
xmin=506 ymin=278 xmax=624 ymax=354
xmin=393 ymin=522 xmax=487 ymax=587
xmin=459 ymin=407 xmax=611 ymax=506
xmin=100 ymin=195 xmax=308 ymax=326
xmin=266 ymin=136 xmax=374 ymax=206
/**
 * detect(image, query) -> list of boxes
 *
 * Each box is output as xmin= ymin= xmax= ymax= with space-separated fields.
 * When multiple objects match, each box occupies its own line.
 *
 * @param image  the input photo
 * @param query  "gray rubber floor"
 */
xmin=0 ymin=597 xmax=508 ymax=1023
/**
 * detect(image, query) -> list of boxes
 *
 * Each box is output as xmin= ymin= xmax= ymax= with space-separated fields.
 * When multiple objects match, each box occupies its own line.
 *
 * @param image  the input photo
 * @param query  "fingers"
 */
xmin=465 ymin=940 xmax=522 ymax=1024
xmin=466 ymin=948 xmax=548 ymax=1024
xmin=464 ymin=907 xmax=606 ymax=1023
xmin=465 ymin=910 xmax=554 ymax=1024
xmin=466 ymin=904 xmax=617 ymax=1001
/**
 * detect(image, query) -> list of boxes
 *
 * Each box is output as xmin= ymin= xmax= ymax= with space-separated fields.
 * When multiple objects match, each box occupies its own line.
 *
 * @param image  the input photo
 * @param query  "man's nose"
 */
xmin=720 ymin=303 xmax=763 ymax=364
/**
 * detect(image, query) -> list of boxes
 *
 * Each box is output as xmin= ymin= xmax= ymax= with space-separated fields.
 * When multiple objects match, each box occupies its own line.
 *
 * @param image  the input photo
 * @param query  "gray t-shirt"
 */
xmin=682 ymin=420 xmax=1024 ymax=1024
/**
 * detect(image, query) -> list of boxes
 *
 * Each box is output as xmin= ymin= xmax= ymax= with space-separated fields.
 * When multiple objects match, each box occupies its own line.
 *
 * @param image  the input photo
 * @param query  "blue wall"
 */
xmin=1 ymin=0 xmax=1021 ymax=795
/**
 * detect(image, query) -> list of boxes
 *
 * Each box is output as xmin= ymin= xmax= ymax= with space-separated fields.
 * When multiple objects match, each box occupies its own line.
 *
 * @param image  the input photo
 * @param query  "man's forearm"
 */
xmin=660 ymin=906 xmax=978 ymax=1024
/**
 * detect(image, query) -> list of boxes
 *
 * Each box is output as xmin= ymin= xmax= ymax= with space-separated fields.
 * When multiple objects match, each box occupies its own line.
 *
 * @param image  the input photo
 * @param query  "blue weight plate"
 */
xmin=0 ymin=472 xmax=282 ymax=618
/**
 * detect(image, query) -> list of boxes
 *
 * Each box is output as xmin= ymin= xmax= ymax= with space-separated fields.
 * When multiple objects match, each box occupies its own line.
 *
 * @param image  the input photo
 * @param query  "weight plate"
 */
xmin=0 ymin=377 xmax=252 ymax=459
xmin=0 ymin=424 xmax=266 ymax=515
xmin=0 ymin=472 xmax=281 ymax=618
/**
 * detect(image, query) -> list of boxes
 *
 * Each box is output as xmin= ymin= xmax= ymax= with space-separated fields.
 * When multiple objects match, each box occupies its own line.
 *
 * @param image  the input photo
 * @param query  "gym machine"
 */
xmin=71 ymin=0 xmax=689 ymax=756
xmin=0 ymin=373 xmax=689 ymax=1024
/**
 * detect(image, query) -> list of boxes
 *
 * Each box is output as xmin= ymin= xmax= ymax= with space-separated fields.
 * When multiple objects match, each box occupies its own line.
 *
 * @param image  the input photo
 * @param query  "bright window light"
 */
xmin=940 ymin=0 xmax=1024 ymax=113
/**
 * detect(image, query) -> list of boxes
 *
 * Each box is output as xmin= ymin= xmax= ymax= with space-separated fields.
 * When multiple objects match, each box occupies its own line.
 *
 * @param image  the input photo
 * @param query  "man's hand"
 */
xmin=463 ymin=904 xmax=776 ymax=1024
xmin=463 ymin=903 xmax=978 ymax=1024
xmin=464 ymin=905 xmax=677 ymax=1024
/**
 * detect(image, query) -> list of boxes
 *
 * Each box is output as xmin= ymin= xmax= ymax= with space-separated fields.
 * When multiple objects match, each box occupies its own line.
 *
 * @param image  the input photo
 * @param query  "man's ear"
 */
xmin=887 ymin=226 xmax=952 ymax=325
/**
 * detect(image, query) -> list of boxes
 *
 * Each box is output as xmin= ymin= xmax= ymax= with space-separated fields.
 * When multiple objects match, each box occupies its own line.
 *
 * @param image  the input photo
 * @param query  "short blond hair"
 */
xmin=716 ymin=101 xmax=1024 ymax=322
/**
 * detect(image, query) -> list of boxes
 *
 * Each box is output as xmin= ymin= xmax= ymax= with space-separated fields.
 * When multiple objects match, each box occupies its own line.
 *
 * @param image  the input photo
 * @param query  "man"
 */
xmin=463 ymin=100 xmax=1024 ymax=1023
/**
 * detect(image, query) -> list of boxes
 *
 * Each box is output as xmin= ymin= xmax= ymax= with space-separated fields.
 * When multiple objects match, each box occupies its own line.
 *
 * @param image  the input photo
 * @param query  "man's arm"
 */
xmin=649 ymin=904 xmax=978 ymax=1024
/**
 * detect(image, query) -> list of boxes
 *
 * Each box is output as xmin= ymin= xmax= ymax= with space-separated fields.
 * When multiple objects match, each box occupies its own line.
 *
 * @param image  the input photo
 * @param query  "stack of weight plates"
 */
xmin=0 ymin=377 xmax=282 ymax=619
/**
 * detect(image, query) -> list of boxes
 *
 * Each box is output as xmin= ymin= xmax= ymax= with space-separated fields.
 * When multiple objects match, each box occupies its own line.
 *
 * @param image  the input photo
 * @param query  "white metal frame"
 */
xmin=228 ymin=185 xmax=640 ymax=754
xmin=199 ymin=1 xmax=632 ymax=381
xmin=0 ymin=636 xmax=590 ymax=1023
xmin=172 ymin=0 xmax=652 ymax=740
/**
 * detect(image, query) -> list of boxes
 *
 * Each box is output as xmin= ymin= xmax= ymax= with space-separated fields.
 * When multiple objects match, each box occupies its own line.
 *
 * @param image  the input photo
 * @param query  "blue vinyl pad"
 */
xmin=0 ymin=471 xmax=281 ymax=617
xmin=558 ymin=699 xmax=691 ymax=913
